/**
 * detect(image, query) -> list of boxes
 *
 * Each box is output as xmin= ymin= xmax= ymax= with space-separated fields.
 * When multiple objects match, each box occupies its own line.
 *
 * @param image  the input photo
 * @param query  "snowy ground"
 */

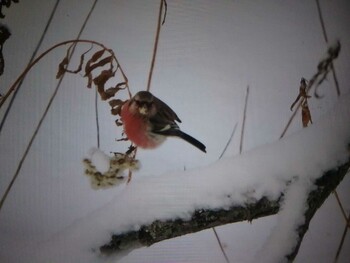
xmin=0 ymin=1 xmax=349 ymax=262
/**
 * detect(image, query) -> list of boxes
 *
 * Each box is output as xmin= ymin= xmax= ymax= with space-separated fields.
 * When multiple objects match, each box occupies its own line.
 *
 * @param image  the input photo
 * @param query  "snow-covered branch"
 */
xmin=31 ymin=94 xmax=349 ymax=263
xmin=99 ymin=95 xmax=350 ymax=261
xmin=99 ymin=162 xmax=349 ymax=261
xmin=100 ymin=196 xmax=280 ymax=254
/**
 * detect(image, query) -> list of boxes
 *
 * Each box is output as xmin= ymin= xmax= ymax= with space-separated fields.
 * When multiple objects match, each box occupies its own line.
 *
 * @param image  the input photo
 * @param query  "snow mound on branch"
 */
xmin=31 ymin=94 xmax=350 ymax=262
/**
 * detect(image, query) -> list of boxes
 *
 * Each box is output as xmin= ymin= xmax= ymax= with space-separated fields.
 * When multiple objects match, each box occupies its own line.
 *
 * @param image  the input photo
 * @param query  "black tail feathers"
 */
xmin=155 ymin=129 xmax=206 ymax=153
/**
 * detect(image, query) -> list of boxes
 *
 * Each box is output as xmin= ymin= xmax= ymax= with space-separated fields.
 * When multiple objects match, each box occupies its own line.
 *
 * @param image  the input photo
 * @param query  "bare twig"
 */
xmin=334 ymin=212 xmax=350 ymax=263
xmin=95 ymin=89 xmax=100 ymax=148
xmin=213 ymin=227 xmax=230 ymax=263
xmin=219 ymin=123 xmax=238 ymax=159
xmin=146 ymin=0 xmax=165 ymax=92
xmin=240 ymin=86 xmax=249 ymax=154
xmin=333 ymin=190 xmax=349 ymax=226
xmin=315 ymin=0 xmax=340 ymax=96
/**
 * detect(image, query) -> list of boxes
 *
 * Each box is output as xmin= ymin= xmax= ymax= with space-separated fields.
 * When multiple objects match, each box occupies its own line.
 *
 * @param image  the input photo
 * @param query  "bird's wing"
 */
xmin=151 ymin=96 xmax=181 ymax=133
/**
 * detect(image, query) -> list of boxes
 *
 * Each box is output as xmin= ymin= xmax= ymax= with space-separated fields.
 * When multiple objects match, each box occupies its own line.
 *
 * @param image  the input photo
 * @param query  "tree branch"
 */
xmin=100 ymin=159 xmax=350 ymax=259
xmin=287 ymin=160 xmax=350 ymax=261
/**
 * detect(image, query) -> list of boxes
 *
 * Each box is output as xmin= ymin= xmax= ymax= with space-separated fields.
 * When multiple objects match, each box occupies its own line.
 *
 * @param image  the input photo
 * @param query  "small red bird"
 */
xmin=121 ymin=91 xmax=206 ymax=153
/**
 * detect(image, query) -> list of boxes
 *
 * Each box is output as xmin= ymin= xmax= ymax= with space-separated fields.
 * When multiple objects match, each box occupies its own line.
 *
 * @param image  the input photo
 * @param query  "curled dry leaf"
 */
xmin=64 ymin=46 xmax=93 ymax=75
xmin=86 ymin=72 xmax=93 ymax=88
xmin=111 ymin=106 xmax=123 ymax=116
xmin=301 ymin=101 xmax=312 ymax=127
xmin=109 ymin=99 xmax=124 ymax=107
xmin=93 ymin=69 xmax=115 ymax=100
xmin=109 ymin=99 xmax=124 ymax=116
xmin=104 ymin=82 xmax=127 ymax=100
xmin=85 ymin=55 xmax=113 ymax=77
xmin=54 ymin=42 xmax=132 ymax=155
xmin=290 ymin=78 xmax=313 ymax=128
xmin=84 ymin=49 xmax=105 ymax=73
xmin=56 ymin=44 xmax=75 ymax=79
xmin=115 ymin=119 xmax=123 ymax=126
xmin=90 ymin=49 xmax=105 ymax=62
xmin=56 ymin=57 xmax=69 ymax=79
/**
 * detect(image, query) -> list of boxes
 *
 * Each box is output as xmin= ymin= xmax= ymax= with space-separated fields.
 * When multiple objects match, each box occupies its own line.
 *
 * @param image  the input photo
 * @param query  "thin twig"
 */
xmin=280 ymin=100 xmax=302 ymax=139
xmin=219 ymin=123 xmax=238 ymax=159
xmin=315 ymin=0 xmax=340 ymax=96
xmin=315 ymin=0 xmax=328 ymax=43
xmin=95 ymin=89 xmax=100 ymax=148
xmin=334 ymin=212 xmax=350 ymax=263
xmin=162 ymin=0 xmax=167 ymax=25
xmin=146 ymin=0 xmax=164 ymax=92
xmin=240 ymin=86 xmax=249 ymax=154
xmin=213 ymin=227 xmax=230 ymax=263
xmin=333 ymin=190 xmax=350 ymax=226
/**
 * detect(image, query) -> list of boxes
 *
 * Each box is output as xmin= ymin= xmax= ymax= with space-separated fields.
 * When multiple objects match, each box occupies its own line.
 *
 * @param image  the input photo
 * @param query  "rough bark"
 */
xmin=100 ymin=160 xmax=349 ymax=261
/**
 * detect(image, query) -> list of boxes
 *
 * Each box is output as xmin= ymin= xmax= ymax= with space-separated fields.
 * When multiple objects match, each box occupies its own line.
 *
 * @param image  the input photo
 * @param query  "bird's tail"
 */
xmin=156 ymin=129 xmax=206 ymax=153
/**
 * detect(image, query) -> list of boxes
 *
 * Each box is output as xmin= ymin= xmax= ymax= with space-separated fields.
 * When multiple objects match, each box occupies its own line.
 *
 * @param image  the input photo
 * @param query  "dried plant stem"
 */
xmin=146 ymin=0 xmax=164 ymax=92
xmin=213 ymin=227 xmax=230 ymax=263
xmin=332 ymin=183 xmax=350 ymax=263
xmin=240 ymin=86 xmax=249 ymax=154
xmin=0 ymin=39 xmax=130 ymax=109
xmin=334 ymin=212 xmax=350 ymax=263
xmin=279 ymin=100 xmax=302 ymax=139
xmin=315 ymin=0 xmax=340 ymax=97
xmin=333 ymin=190 xmax=350 ymax=226
xmin=95 ymin=89 xmax=100 ymax=148
xmin=219 ymin=123 xmax=238 ymax=159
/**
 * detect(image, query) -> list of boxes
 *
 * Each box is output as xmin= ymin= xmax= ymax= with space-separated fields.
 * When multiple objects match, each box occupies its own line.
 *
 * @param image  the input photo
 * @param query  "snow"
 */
xmin=1 ymin=1 xmax=350 ymax=262
xmin=25 ymin=93 xmax=350 ymax=262
xmin=89 ymin=148 xmax=111 ymax=174
xmin=253 ymin=177 xmax=312 ymax=263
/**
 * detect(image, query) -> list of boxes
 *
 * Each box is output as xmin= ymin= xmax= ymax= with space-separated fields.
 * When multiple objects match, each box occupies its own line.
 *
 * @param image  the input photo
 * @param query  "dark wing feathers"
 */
xmin=153 ymin=96 xmax=181 ymax=123
xmin=150 ymin=96 xmax=181 ymax=132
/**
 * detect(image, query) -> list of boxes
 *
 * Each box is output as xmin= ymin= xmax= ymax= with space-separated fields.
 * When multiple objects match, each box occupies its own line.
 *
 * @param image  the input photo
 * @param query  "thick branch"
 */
xmin=287 ymin=161 xmax=350 ymax=261
xmin=100 ymin=160 xmax=349 ymax=257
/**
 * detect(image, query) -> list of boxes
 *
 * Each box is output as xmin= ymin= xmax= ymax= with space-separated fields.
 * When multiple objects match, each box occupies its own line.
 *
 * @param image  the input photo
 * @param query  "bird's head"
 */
xmin=129 ymin=91 xmax=157 ymax=118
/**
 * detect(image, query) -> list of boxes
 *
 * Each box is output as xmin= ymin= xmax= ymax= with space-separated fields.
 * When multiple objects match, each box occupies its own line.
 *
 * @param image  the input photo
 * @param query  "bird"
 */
xmin=120 ymin=91 xmax=206 ymax=153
